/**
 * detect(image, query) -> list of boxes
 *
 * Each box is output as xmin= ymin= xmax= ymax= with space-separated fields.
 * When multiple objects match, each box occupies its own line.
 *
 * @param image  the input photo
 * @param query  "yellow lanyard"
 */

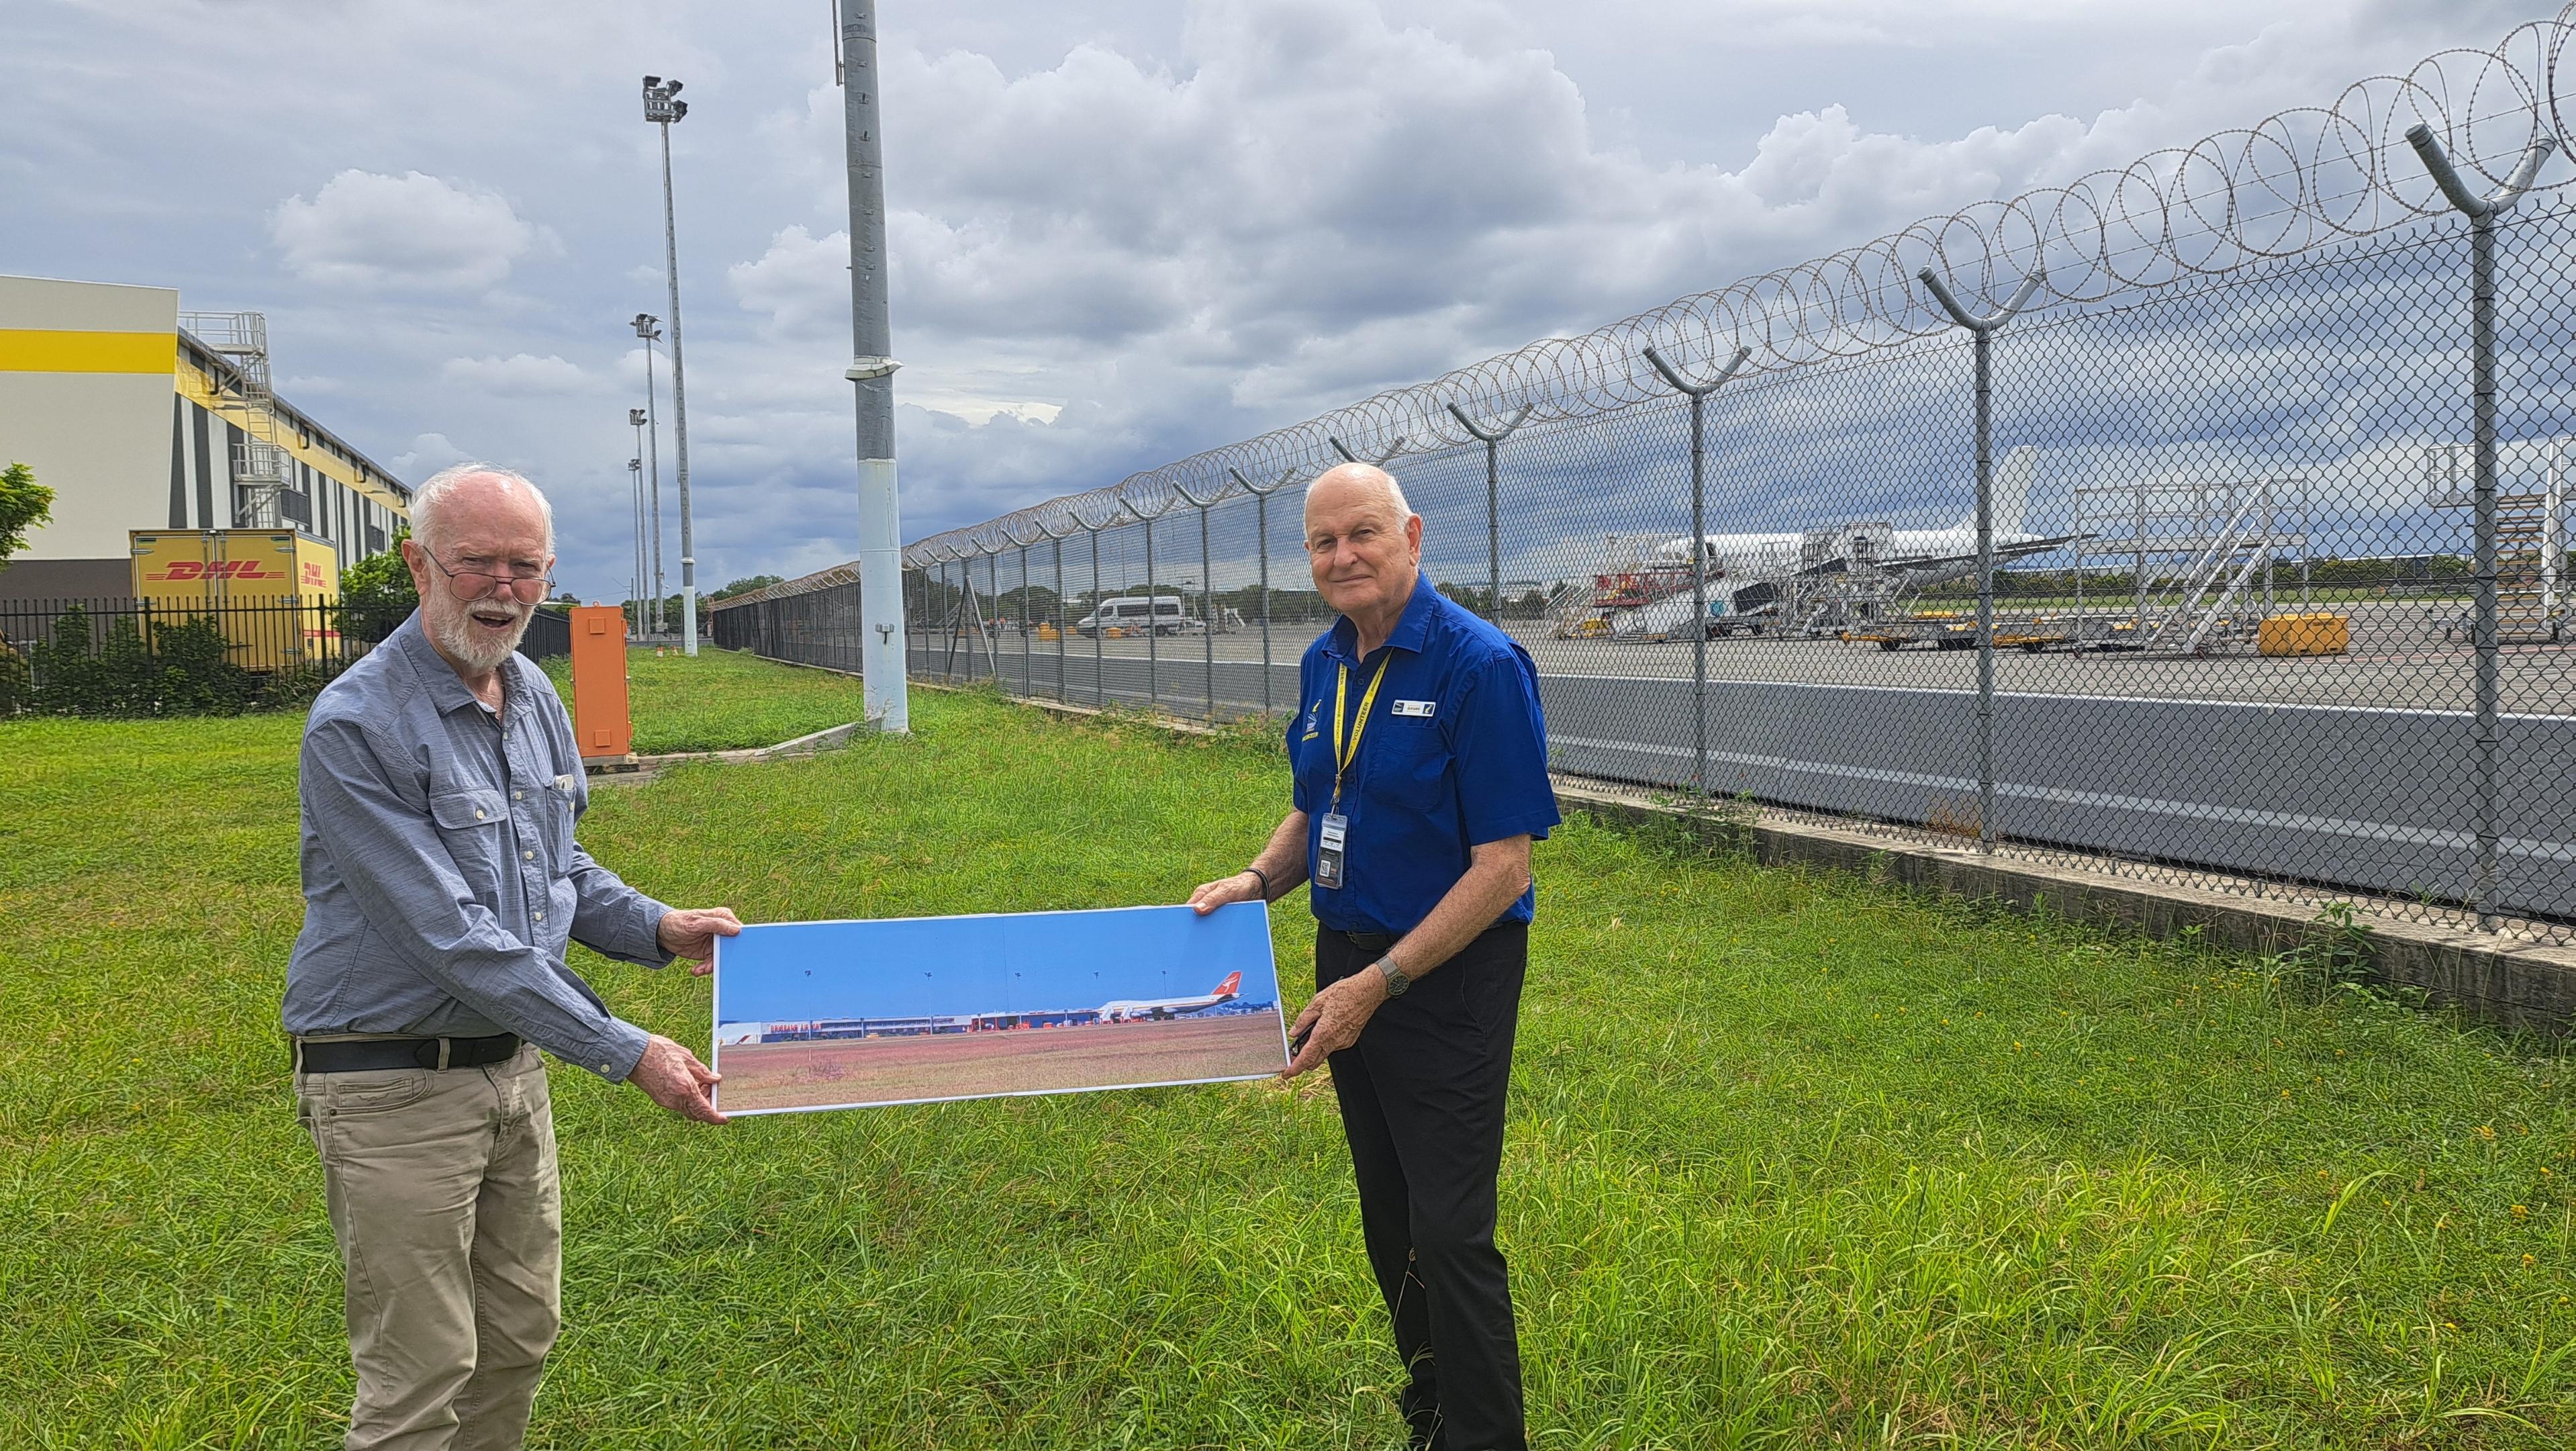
xmin=1331 ymin=655 xmax=1393 ymax=812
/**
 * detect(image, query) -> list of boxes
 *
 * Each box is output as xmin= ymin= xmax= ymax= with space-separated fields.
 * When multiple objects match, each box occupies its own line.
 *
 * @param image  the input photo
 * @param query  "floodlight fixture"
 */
xmin=628 ymin=408 xmax=647 ymax=428
xmin=642 ymin=75 xmax=687 ymax=124
xmin=631 ymin=313 xmax=661 ymax=341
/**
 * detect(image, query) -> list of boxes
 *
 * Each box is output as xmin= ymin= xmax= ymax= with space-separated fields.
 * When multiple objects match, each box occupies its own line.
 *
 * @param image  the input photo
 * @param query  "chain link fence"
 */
xmin=715 ymin=14 xmax=2576 ymax=944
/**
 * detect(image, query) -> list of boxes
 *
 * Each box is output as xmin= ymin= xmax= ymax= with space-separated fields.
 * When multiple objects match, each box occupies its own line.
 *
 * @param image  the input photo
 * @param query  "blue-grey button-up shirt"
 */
xmin=283 ymin=612 xmax=669 ymax=1080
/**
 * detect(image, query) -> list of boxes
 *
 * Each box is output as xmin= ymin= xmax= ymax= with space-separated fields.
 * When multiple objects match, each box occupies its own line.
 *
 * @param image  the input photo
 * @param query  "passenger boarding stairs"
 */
xmin=2427 ymin=442 xmax=2568 ymax=644
xmin=2074 ymin=475 xmax=2307 ymax=655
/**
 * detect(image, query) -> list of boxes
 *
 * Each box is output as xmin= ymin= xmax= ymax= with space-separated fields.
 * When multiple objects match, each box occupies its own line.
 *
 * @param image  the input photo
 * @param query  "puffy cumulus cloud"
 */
xmin=270 ymin=170 xmax=547 ymax=291
xmin=439 ymin=353 xmax=598 ymax=393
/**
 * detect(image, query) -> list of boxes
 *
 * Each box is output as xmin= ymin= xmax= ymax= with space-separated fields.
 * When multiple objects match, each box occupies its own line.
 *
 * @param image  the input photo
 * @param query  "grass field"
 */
xmin=5 ymin=649 xmax=2575 ymax=1448
xmin=540 ymin=645 xmax=867 ymax=753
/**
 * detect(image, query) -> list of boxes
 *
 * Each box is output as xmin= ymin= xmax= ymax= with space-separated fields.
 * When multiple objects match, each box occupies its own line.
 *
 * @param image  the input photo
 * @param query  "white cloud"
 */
xmin=270 ymin=170 xmax=546 ymax=291
xmin=439 ymin=353 xmax=596 ymax=393
xmin=389 ymin=432 xmax=470 ymax=478
xmin=11 ymin=0 xmax=2536 ymax=596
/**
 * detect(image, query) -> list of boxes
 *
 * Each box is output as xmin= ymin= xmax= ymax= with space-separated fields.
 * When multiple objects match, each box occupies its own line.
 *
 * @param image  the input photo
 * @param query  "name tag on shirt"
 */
xmin=1315 ymin=811 xmax=1348 ymax=890
xmin=1390 ymin=699 xmax=1436 ymax=718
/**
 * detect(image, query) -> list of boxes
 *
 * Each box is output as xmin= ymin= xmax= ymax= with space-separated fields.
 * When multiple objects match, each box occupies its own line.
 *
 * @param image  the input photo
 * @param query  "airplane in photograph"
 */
xmin=1601 ymin=446 xmax=2086 ymax=637
xmin=1100 ymin=971 xmax=1244 ymax=1023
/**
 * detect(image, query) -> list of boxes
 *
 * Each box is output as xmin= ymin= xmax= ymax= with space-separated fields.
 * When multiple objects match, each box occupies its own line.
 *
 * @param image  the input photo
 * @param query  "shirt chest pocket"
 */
xmin=1372 ymin=720 xmax=1452 ymax=811
xmin=429 ymin=787 xmax=508 ymax=882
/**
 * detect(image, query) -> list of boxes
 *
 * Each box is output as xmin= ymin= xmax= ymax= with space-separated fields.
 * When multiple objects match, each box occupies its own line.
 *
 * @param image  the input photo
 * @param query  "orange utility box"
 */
xmin=568 ymin=606 xmax=633 ymax=760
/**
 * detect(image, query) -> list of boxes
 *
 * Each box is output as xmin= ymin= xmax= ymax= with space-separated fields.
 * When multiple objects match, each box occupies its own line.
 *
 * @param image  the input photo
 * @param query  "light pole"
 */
xmin=642 ymin=75 xmax=700 ymax=653
xmin=835 ymin=1 xmax=910 ymax=731
xmin=631 ymin=314 xmax=667 ymax=637
xmin=628 ymin=406 xmax=649 ymax=637
xmin=628 ymin=448 xmax=645 ymax=637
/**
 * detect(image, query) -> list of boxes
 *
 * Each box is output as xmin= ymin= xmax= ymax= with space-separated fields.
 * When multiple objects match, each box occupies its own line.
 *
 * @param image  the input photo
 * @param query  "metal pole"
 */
xmin=638 ymin=331 xmax=666 ymax=636
xmin=1143 ymin=512 xmax=1159 ymax=709
xmin=651 ymin=111 xmax=699 ymax=655
xmin=1918 ymin=266 xmax=2046 ymax=857
xmin=1257 ymin=492 xmax=1272 ymax=713
xmin=2407 ymin=124 xmax=2553 ymax=929
xmin=1200 ymin=504 xmax=1216 ymax=719
xmin=1444 ymin=405 xmax=1534 ymax=620
xmin=1644 ymin=344 xmax=1752 ymax=799
xmin=839 ymin=0 xmax=910 ymax=727
xmin=630 ymin=453 xmax=646 ymax=637
xmin=1090 ymin=527 xmax=1104 ymax=707
xmin=1233 ymin=465 xmax=1296 ymax=718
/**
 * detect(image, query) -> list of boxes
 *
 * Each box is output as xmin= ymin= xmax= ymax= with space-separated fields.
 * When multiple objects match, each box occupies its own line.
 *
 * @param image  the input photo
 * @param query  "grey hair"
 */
xmin=1304 ymin=462 xmax=1413 ymax=519
xmin=408 ymin=462 xmax=555 ymax=553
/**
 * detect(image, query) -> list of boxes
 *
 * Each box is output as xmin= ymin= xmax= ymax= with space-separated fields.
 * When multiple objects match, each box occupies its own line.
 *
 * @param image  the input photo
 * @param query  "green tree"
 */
xmin=337 ymin=530 xmax=419 ymax=645
xmin=710 ymin=573 xmax=785 ymax=601
xmin=0 ymin=461 xmax=56 ymax=570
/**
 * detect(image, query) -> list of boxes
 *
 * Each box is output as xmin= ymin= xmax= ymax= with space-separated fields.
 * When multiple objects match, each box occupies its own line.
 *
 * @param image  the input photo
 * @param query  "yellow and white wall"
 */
xmin=0 ymin=273 xmax=409 ymax=601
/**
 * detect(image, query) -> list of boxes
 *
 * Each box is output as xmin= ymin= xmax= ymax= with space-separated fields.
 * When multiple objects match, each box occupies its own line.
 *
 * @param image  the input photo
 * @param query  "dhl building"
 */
xmin=0 ymin=273 xmax=410 ymax=603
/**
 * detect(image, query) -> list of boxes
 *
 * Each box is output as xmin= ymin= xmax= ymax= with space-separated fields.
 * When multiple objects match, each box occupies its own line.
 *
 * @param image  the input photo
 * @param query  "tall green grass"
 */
xmin=1 ymin=654 xmax=2570 ymax=1447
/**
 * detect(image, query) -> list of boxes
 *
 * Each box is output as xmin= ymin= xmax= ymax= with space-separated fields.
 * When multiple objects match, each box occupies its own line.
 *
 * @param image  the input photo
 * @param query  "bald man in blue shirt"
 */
xmin=1190 ymin=462 xmax=1559 ymax=1451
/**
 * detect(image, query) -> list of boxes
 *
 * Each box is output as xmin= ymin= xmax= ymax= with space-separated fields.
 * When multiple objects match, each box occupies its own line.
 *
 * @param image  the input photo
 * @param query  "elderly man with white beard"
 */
xmin=282 ymin=462 xmax=738 ymax=1450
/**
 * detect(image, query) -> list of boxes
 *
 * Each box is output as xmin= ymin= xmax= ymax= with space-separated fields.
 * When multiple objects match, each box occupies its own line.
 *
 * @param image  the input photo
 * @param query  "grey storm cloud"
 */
xmin=3 ymin=0 xmax=2525 ymax=598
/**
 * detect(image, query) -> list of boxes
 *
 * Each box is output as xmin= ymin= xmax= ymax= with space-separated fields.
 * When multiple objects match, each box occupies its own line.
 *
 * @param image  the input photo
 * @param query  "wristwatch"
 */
xmin=1375 ymin=955 xmax=1411 ymax=997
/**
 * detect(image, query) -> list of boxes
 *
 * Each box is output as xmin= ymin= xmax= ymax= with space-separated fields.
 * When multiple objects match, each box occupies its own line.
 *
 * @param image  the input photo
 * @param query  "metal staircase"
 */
xmin=178 ymin=311 xmax=303 ymax=529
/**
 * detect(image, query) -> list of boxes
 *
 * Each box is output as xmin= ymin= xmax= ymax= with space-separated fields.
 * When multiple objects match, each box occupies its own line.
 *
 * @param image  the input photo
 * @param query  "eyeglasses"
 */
xmin=421 ymin=549 xmax=555 ymax=602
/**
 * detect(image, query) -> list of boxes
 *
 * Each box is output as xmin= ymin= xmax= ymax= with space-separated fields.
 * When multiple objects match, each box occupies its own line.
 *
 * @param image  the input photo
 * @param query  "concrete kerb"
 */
xmin=585 ymin=718 xmax=874 ymax=784
xmin=1549 ymin=780 xmax=2576 ymax=1038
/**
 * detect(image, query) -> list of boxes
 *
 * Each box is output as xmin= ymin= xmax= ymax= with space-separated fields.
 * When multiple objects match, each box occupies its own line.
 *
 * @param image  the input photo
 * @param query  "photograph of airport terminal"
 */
xmin=712 ymin=902 xmax=1286 ymax=1114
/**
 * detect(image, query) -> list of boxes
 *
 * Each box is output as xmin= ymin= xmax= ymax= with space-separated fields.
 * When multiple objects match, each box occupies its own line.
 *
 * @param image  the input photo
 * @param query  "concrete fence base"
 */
xmin=824 ymin=672 xmax=2576 ymax=1035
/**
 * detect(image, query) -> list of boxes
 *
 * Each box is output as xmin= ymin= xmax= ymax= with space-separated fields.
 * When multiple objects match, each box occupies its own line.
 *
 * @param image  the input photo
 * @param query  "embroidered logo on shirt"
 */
xmin=1300 ymin=700 xmax=1322 ymax=740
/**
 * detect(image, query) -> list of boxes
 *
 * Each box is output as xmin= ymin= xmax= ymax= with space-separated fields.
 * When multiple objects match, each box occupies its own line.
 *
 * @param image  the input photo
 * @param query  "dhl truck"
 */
xmin=129 ymin=529 xmax=342 ymax=671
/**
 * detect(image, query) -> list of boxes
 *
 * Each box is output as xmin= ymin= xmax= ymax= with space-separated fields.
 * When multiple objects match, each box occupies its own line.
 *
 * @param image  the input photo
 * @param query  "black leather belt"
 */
xmin=1332 ymin=928 xmax=1400 ymax=953
xmin=295 ymin=1033 xmax=522 ymax=1073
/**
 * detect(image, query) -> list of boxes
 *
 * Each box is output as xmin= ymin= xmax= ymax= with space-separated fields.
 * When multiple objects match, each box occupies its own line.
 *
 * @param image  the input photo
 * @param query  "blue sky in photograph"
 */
xmin=715 ymin=901 xmax=1278 ymax=1025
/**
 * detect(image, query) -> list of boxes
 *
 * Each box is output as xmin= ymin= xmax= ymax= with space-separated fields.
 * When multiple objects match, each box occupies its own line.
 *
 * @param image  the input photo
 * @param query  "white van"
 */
xmin=1074 ymin=595 xmax=1199 ymax=637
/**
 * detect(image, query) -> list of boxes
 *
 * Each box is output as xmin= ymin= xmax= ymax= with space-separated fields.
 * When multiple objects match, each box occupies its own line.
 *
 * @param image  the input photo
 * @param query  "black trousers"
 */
xmin=1319 ymin=921 xmax=1527 ymax=1451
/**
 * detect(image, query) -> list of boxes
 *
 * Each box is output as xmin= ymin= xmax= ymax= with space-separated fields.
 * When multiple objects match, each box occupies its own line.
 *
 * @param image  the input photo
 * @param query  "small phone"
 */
xmin=1289 ymin=1024 xmax=1314 ymax=1059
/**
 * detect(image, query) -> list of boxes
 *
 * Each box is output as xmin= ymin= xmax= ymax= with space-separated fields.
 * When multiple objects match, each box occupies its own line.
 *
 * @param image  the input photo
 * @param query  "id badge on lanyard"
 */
xmin=1316 ymin=655 xmax=1391 ymax=893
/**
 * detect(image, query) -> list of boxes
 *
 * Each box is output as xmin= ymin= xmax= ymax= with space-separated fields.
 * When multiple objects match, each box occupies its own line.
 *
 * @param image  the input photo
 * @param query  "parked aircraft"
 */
xmin=1606 ymin=447 xmax=2082 ymax=637
xmin=1100 ymin=971 xmax=1244 ymax=1023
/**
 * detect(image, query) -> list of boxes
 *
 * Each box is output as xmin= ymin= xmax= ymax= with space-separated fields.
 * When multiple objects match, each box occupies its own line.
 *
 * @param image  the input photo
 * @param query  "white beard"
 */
xmin=427 ymin=594 xmax=532 ymax=672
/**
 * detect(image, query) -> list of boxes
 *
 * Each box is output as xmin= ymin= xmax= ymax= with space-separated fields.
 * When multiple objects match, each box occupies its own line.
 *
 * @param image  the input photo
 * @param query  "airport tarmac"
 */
xmin=716 ymin=1015 xmax=1287 ymax=1114
xmin=923 ymin=598 xmax=2575 ymax=716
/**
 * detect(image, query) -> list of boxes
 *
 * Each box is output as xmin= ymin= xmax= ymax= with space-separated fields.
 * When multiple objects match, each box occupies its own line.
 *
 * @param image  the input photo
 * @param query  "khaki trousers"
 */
xmin=295 ymin=1043 xmax=562 ymax=1451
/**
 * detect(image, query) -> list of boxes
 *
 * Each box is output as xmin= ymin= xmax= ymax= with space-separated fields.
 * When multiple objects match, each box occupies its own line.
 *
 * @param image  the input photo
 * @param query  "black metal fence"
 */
xmin=0 ymin=596 xmax=573 ymax=714
xmin=712 ymin=17 xmax=2576 ymax=945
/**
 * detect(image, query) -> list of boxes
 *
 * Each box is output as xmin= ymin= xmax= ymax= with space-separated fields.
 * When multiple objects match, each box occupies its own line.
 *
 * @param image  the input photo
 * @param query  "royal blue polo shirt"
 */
xmin=1288 ymin=574 xmax=1561 ymax=937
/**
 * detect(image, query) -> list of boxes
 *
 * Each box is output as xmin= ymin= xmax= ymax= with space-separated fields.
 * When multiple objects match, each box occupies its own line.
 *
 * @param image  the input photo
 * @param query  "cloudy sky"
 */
xmin=2 ymin=0 xmax=2539 ymax=600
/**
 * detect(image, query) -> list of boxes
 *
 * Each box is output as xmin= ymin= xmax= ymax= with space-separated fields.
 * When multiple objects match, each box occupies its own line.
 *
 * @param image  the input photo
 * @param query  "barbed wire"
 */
xmin=715 ymin=8 xmax=2576 ymax=606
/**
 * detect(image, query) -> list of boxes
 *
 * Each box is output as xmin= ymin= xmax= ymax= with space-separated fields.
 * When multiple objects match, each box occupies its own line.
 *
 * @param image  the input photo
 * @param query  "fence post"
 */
xmin=1232 ymin=465 xmax=1298 ymax=716
xmin=1445 ymin=405 xmax=1535 ymax=620
xmin=1053 ymin=535 xmax=1067 ymax=703
xmin=2406 ymin=123 xmax=2555 ymax=930
xmin=1090 ymin=526 xmax=1104 ymax=707
xmin=1642 ymin=342 xmax=1753 ymax=799
xmin=1918 ymin=264 xmax=2046 ymax=857
xmin=1200 ymin=504 xmax=1215 ymax=717
xmin=1018 ymin=543 xmax=1033 ymax=700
